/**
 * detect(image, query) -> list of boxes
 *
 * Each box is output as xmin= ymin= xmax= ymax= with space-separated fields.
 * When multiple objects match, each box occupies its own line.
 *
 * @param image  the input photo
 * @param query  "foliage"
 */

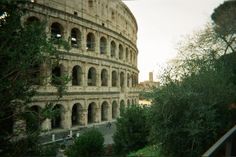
xmin=66 ymin=128 xmax=104 ymax=157
xmin=148 ymin=18 xmax=236 ymax=157
xmin=113 ymin=105 xmax=150 ymax=155
xmin=128 ymin=145 xmax=161 ymax=157
xmin=0 ymin=0 xmax=69 ymax=156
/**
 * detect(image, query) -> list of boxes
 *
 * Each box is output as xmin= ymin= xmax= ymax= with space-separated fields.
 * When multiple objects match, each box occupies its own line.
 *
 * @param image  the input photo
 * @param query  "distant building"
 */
xmin=138 ymin=72 xmax=159 ymax=106
xmin=138 ymin=72 xmax=160 ymax=90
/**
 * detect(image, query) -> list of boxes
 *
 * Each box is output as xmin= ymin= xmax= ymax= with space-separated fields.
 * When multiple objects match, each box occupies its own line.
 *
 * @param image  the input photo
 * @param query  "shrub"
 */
xmin=66 ymin=128 xmax=104 ymax=157
xmin=113 ymin=105 xmax=150 ymax=155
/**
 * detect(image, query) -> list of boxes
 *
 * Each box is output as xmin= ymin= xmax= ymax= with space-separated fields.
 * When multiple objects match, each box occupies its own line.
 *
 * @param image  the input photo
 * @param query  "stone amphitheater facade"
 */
xmin=22 ymin=0 xmax=139 ymax=132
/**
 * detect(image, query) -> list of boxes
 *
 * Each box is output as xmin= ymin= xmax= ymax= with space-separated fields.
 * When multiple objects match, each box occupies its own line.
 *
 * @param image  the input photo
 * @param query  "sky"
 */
xmin=124 ymin=0 xmax=225 ymax=82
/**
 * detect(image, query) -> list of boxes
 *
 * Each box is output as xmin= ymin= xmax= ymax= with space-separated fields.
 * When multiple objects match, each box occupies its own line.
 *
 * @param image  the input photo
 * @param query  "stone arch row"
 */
xmin=26 ymin=16 xmax=137 ymax=65
xmin=27 ymin=100 xmax=129 ymax=131
xmin=33 ymin=61 xmax=138 ymax=87
xmin=53 ymin=64 xmax=138 ymax=87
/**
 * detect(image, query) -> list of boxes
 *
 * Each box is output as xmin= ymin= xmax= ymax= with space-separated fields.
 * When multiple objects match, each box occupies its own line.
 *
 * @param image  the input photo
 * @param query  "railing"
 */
xmin=202 ymin=125 xmax=236 ymax=157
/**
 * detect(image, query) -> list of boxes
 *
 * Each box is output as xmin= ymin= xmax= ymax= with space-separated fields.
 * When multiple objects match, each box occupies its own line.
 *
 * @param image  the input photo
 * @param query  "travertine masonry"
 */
xmin=23 ymin=0 xmax=139 ymax=132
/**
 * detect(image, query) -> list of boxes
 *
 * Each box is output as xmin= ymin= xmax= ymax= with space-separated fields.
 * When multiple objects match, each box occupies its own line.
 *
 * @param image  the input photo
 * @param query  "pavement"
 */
xmin=40 ymin=121 xmax=116 ymax=146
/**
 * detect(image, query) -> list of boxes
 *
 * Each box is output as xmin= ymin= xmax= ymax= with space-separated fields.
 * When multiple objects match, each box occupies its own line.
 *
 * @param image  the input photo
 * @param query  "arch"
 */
xmin=120 ymin=100 xmax=125 ymax=113
xmin=88 ymin=67 xmax=96 ymax=86
xmin=88 ymin=102 xmax=96 ymax=124
xmin=112 ymin=101 xmax=118 ymax=119
xmin=101 ymin=69 xmax=108 ymax=86
xmin=127 ymin=73 xmax=130 ymax=87
xmin=72 ymin=65 xmax=82 ymax=86
xmin=125 ymin=47 xmax=129 ymax=61
xmin=127 ymin=99 xmax=131 ymax=107
xmin=51 ymin=104 xmax=64 ymax=129
xmin=86 ymin=32 xmax=95 ymax=51
xmin=132 ymin=99 xmax=135 ymax=105
xmin=25 ymin=16 xmax=40 ymax=25
xmin=29 ymin=63 xmax=41 ymax=85
xmin=112 ymin=70 xmax=118 ymax=87
xmin=130 ymin=50 xmax=133 ymax=63
xmin=88 ymin=0 xmax=94 ymax=8
xmin=119 ymin=44 xmax=124 ymax=60
xmin=51 ymin=64 xmax=64 ymax=85
xmin=26 ymin=105 xmax=41 ymax=132
xmin=71 ymin=28 xmax=81 ymax=48
xmin=120 ymin=72 xmax=124 ymax=88
xmin=100 ymin=37 xmax=107 ymax=54
xmin=110 ymin=41 xmax=116 ymax=58
xmin=51 ymin=22 xmax=63 ymax=39
xmin=101 ymin=101 xmax=109 ymax=121
xmin=71 ymin=103 xmax=83 ymax=126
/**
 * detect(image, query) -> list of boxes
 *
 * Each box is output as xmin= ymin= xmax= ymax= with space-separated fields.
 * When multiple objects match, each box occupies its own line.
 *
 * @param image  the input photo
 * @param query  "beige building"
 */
xmin=22 ymin=0 xmax=139 ymax=132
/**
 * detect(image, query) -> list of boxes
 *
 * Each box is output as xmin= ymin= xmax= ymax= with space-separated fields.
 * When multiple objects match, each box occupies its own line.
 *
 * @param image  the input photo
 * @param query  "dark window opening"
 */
xmin=88 ymin=67 xmax=96 ymax=86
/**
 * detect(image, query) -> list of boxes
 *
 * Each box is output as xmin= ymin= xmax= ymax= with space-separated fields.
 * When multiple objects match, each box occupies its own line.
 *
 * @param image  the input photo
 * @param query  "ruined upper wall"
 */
xmin=34 ymin=0 xmax=138 ymax=44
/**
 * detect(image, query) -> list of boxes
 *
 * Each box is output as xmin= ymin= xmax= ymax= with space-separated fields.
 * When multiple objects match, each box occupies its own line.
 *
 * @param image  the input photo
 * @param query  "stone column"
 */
xmin=13 ymin=119 xmax=26 ymax=137
xmin=107 ymin=37 xmax=111 ymax=58
xmin=83 ymin=63 xmax=88 ymax=87
xmin=62 ymin=109 xmax=72 ymax=129
xmin=81 ymin=28 xmax=87 ymax=52
xmin=68 ymin=63 xmax=73 ymax=86
xmin=41 ymin=118 xmax=51 ymax=131
xmin=96 ymin=105 xmax=101 ymax=123
xmin=95 ymin=32 xmax=100 ymax=54
xmin=108 ymin=100 xmax=112 ymax=121
xmin=108 ymin=66 xmax=112 ymax=87
xmin=97 ymin=65 xmax=101 ymax=87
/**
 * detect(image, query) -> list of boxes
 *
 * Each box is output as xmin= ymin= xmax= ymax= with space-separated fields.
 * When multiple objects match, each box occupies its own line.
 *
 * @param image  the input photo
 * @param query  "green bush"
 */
xmin=66 ymin=128 xmax=104 ymax=157
xmin=113 ymin=105 xmax=150 ymax=155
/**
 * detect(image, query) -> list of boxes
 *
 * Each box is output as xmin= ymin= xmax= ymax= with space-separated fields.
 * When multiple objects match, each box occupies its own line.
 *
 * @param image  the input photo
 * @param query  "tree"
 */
xmin=66 ymin=128 xmax=104 ymax=157
xmin=113 ymin=105 xmax=150 ymax=155
xmin=148 ymin=3 xmax=236 ymax=157
xmin=0 ymin=0 xmax=69 ymax=156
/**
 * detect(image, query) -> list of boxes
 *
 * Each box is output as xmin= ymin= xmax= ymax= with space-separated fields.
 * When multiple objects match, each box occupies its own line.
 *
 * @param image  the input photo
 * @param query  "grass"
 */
xmin=127 ymin=145 xmax=161 ymax=157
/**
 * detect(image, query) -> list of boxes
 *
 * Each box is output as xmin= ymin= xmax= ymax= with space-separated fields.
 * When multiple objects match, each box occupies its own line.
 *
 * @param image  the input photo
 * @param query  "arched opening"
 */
xmin=130 ymin=50 xmax=133 ymax=63
xmin=25 ymin=16 xmax=40 ymax=25
xmin=88 ymin=67 xmax=96 ymax=86
xmin=112 ymin=101 xmax=118 ymax=119
xmin=71 ymin=103 xmax=83 ymax=126
xmin=51 ymin=22 xmax=63 ymax=39
xmin=71 ymin=28 xmax=81 ymax=48
xmin=110 ymin=41 xmax=116 ymax=58
xmin=101 ymin=101 xmax=109 ymax=121
xmin=127 ymin=73 xmax=130 ymax=87
xmin=51 ymin=65 xmax=64 ymax=85
xmin=132 ymin=99 xmax=135 ymax=105
xmin=26 ymin=105 xmax=41 ymax=132
xmin=126 ymin=48 xmax=129 ymax=61
xmin=120 ymin=72 xmax=124 ymax=88
xmin=119 ymin=44 xmax=124 ymax=60
xmin=101 ymin=69 xmax=108 ymax=86
xmin=88 ymin=102 xmax=96 ymax=124
xmin=72 ymin=65 xmax=82 ymax=86
xmin=120 ymin=100 xmax=125 ymax=114
xmin=29 ymin=63 xmax=41 ymax=85
xmin=112 ymin=71 xmax=118 ymax=87
xmin=88 ymin=0 xmax=93 ymax=8
xmin=86 ymin=32 xmax=95 ymax=51
xmin=100 ymin=37 xmax=107 ymax=54
xmin=127 ymin=99 xmax=131 ymax=107
xmin=51 ymin=104 xmax=64 ymax=129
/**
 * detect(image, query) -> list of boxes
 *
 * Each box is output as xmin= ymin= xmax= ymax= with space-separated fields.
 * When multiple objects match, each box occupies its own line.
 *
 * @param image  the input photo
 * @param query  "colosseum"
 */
xmin=22 ymin=0 xmax=139 ymax=132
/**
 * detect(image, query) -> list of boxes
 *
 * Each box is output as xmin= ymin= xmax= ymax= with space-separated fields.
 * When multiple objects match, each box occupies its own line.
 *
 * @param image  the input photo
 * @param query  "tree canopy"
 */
xmin=148 ymin=2 xmax=236 ymax=157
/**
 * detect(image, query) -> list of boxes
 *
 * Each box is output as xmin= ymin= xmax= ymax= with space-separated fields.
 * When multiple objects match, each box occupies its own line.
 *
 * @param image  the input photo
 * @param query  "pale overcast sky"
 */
xmin=124 ymin=0 xmax=225 ymax=82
